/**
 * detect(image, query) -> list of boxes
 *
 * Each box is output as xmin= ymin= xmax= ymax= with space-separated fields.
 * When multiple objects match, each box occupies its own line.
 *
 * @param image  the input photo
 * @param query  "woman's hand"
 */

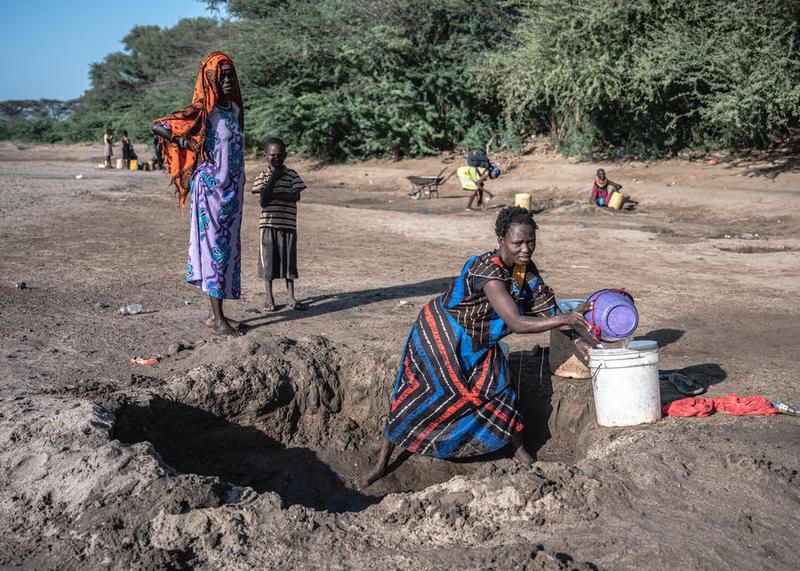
xmin=151 ymin=123 xmax=172 ymax=140
xmin=562 ymin=302 xmax=592 ymax=327
xmin=561 ymin=303 xmax=600 ymax=346
xmin=151 ymin=124 xmax=190 ymax=149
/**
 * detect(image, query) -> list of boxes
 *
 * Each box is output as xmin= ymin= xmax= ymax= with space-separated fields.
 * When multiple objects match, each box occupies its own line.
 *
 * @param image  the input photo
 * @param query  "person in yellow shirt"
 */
xmin=457 ymin=164 xmax=496 ymax=211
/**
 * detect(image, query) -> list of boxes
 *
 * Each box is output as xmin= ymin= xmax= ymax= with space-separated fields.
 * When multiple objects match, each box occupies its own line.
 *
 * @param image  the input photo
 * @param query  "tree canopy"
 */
xmin=2 ymin=0 xmax=798 ymax=159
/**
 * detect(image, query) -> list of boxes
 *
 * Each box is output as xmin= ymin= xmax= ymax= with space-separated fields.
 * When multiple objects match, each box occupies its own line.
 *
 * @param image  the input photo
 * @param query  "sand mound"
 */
xmin=2 ymin=333 xmax=797 ymax=569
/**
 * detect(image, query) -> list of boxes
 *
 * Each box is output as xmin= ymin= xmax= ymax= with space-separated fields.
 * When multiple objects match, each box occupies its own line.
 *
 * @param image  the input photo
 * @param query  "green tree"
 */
xmin=220 ymin=0 xmax=523 ymax=158
xmin=491 ymin=0 xmax=800 ymax=157
xmin=64 ymin=17 xmax=229 ymax=144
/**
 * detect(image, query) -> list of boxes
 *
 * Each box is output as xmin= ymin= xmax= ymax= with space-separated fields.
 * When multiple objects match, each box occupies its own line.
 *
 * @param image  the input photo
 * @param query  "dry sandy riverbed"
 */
xmin=1 ymin=142 xmax=798 ymax=569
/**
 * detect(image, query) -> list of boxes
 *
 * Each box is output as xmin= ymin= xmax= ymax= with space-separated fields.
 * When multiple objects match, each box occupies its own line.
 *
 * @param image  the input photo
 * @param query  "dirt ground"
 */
xmin=1 ymin=141 xmax=798 ymax=569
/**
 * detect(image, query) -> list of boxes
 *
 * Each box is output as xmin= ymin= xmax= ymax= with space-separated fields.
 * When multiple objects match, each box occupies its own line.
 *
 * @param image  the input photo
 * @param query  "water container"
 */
xmin=130 ymin=160 xmax=139 ymax=170
xmin=118 ymin=303 xmax=142 ymax=315
xmin=588 ymin=342 xmax=661 ymax=426
xmin=608 ymin=191 xmax=624 ymax=210
xmin=514 ymin=193 xmax=531 ymax=210
xmin=585 ymin=289 xmax=638 ymax=342
xmin=556 ymin=298 xmax=583 ymax=313
xmin=116 ymin=158 xmax=124 ymax=169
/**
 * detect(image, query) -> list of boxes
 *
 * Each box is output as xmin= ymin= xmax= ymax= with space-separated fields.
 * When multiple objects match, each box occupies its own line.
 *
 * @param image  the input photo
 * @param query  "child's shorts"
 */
xmin=258 ymin=227 xmax=298 ymax=280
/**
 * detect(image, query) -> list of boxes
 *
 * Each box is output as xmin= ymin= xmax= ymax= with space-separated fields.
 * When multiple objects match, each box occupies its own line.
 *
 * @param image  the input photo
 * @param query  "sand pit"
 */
xmin=4 ymin=335 xmax=796 ymax=568
xmin=1 ymin=143 xmax=799 ymax=568
xmin=112 ymin=338 xmax=597 ymax=513
xmin=1 ymin=334 xmax=604 ymax=568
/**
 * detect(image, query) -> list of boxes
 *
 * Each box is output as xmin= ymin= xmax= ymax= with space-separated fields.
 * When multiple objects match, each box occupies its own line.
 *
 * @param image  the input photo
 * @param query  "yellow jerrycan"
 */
xmin=608 ymin=190 xmax=624 ymax=210
xmin=514 ymin=193 xmax=531 ymax=210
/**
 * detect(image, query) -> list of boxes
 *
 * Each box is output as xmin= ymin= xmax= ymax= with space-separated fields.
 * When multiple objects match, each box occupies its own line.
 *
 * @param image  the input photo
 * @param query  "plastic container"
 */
xmin=608 ymin=191 xmax=624 ymax=210
xmin=118 ymin=303 xmax=142 ymax=315
xmin=585 ymin=289 xmax=638 ymax=342
xmin=115 ymin=158 xmax=124 ymax=169
xmin=588 ymin=342 xmax=660 ymax=426
xmin=557 ymin=298 xmax=584 ymax=313
xmin=130 ymin=160 xmax=139 ymax=170
xmin=626 ymin=339 xmax=658 ymax=351
xmin=514 ymin=193 xmax=531 ymax=210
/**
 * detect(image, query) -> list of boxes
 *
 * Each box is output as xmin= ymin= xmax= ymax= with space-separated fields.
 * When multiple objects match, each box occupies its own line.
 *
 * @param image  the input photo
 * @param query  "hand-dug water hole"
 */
xmin=113 ymin=338 xmax=597 ymax=513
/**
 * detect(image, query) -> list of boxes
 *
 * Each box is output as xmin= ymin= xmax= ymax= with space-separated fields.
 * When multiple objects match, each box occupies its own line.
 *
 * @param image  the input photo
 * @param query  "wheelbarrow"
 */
xmin=407 ymin=167 xmax=453 ymax=199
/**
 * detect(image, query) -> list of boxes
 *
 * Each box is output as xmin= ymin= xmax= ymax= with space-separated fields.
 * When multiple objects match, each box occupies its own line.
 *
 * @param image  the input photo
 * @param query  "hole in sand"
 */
xmin=113 ymin=345 xmax=596 ymax=512
xmin=714 ymin=244 xmax=797 ymax=254
xmin=113 ymin=397 xmax=379 ymax=513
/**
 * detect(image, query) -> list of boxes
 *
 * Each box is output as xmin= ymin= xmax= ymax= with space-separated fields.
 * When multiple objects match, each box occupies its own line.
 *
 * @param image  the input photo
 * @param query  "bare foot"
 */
xmin=204 ymin=316 xmax=241 ymax=329
xmin=358 ymin=465 xmax=387 ymax=490
xmin=209 ymin=319 xmax=242 ymax=337
xmin=513 ymin=446 xmax=535 ymax=465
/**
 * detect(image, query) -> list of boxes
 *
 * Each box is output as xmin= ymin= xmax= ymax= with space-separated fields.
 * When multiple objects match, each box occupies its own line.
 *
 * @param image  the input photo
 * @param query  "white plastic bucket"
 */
xmin=588 ymin=341 xmax=660 ymax=427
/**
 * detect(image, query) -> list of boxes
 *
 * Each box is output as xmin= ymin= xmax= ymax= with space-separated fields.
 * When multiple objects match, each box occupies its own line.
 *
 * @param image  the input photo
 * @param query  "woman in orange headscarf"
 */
xmin=153 ymin=52 xmax=245 ymax=336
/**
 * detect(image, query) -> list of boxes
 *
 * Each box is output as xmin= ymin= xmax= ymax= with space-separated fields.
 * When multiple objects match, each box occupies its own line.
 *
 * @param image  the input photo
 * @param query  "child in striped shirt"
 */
xmin=251 ymin=137 xmax=307 ymax=311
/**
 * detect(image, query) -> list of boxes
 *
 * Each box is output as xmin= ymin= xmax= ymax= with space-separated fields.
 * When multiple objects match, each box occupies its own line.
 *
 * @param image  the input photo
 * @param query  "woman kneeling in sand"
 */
xmin=361 ymin=206 xmax=591 ymax=487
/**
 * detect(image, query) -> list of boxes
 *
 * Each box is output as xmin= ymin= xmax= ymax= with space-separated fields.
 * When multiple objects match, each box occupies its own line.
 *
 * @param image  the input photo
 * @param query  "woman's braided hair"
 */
xmin=495 ymin=205 xmax=538 ymax=237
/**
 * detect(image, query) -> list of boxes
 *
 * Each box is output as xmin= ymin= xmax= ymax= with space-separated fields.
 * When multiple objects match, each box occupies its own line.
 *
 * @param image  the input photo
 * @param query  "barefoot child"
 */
xmin=457 ymin=164 xmax=495 ymax=210
xmin=590 ymin=168 xmax=621 ymax=207
xmin=590 ymin=168 xmax=636 ymax=210
xmin=251 ymin=138 xmax=307 ymax=311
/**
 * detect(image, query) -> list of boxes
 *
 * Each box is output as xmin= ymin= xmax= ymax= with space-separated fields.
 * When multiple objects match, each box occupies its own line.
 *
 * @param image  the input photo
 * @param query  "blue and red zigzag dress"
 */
xmin=384 ymin=251 xmax=557 ymax=459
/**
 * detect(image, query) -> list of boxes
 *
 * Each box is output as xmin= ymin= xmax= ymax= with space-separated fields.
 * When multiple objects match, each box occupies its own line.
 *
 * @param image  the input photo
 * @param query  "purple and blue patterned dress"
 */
xmin=384 ymin=252 xmax=558 ymax=459
xmin=186 ymin=103 xmax=244 ymax=299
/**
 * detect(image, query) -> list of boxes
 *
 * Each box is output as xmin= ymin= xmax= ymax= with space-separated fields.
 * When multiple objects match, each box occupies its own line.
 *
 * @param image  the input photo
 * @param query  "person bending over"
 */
xmin=360 ymin=206 xmax=591 ymax=488
xmin=458 ymin=164 xmax=496 ymax=211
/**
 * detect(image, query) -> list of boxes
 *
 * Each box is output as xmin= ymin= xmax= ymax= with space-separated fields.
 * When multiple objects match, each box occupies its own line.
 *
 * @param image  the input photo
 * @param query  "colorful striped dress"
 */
xmin=384 ymin=251 xmax=557 ymax=459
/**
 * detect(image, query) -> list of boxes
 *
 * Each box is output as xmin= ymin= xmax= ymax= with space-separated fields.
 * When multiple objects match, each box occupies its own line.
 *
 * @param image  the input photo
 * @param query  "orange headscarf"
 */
xmin=153 ymin=52 xmax=244 ymax=208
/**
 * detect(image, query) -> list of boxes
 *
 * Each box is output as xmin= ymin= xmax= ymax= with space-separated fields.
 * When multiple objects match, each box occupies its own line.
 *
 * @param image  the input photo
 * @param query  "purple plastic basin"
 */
xmin=584 ymin=289 xmax=639 ymax=342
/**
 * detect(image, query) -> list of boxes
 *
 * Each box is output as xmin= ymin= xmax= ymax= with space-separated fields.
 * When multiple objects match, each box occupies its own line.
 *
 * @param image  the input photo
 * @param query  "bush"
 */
xmin=225 ymin=0 xmax=521 ymax=159
xmin=4 ymin=1 xmax=798 ymax=159
xmin=490 ymin=0 xmax=800 ymax=157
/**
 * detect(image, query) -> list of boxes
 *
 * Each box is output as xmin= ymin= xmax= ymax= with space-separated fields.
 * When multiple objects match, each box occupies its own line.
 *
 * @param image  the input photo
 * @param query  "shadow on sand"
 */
xmin=241 ymin=276 xmax=455 ymax=329
xmin=113 ymin=397 xmax=378 ymax=513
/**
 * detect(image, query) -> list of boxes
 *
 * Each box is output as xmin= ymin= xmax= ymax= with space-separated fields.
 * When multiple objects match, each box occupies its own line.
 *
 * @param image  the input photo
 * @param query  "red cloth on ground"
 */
xmin=662 ymin=397 xmax=715 ymax=417
xmin=713 ymin=394 xmax=776 ymax=416
xmin=662 ymin=394 xmax=777 ymax=417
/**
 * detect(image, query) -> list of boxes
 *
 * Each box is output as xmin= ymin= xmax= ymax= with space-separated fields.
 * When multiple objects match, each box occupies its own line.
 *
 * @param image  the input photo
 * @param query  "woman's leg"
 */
xmin=359 ymin=437 xmax=396 ymax=489
xmin=208 ymin=295 xmax=240 ymax=336
xmin=465 ymin=190 xmax=478 ymax=210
